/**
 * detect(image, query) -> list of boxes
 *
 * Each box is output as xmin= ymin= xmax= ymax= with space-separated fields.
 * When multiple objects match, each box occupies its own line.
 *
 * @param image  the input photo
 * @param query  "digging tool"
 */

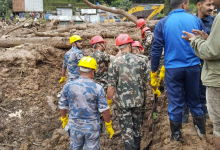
xmin=143 ymin=80 xmax=164 ymax=150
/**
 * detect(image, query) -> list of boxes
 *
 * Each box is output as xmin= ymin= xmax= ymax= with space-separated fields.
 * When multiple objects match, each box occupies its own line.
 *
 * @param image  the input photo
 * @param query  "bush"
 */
xmin=38 ymin=19 xmax=46 ymax=24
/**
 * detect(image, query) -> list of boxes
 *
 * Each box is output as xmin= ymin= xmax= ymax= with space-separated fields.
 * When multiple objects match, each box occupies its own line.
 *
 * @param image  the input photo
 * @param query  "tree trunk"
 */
xmin=82 ymin=0 xmax=138 ymax=24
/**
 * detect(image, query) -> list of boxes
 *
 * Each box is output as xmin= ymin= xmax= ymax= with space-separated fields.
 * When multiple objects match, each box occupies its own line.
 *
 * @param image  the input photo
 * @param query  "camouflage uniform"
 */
xmin=108 ymin=52 xmax=149 ymax=149
xmin=59 ymin=76 xmax=109 ymax=150
xmin=62 ymin=46 xmax=84 ymax=81
xmin=90 ymin=50 xmax=114 ymax=92
xmin=143 ymin=33 xmax=154 ymax=60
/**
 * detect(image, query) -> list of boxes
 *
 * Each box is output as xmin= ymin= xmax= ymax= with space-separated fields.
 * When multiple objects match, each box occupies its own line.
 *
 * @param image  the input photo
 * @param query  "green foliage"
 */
xmin=157 ymin=13 xmax=165 ymax=18
xmin=111 ymin=0 xmax=133 ymax=11
xmin=0 ymin=0 xmax=12 ymax=14
xmin=189 ymin=4 xmax=198 ymax=14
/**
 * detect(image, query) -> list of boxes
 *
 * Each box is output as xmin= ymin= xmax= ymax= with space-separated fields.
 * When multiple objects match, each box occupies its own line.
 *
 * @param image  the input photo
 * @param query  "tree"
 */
xmin=111 ymin=0 xmax=133 ymax=11
xmin=0 ymin=0 xmax=12 ymax=14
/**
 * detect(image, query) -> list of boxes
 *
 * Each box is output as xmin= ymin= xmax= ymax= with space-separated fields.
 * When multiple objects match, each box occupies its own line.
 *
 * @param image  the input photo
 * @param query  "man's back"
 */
xmin=152 ymin=9 xmax=205 ymax=69
xmin=63 ymin=47 xmax=83 ymax=79
xmin=108 ymin=52 xmax=149 ymax=108
xmin=59 ymin=77 xmax=108 ymax=132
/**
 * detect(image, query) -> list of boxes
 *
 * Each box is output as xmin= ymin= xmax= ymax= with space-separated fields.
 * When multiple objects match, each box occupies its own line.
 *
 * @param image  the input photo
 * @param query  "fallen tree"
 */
xmin=82 ymin=0 xmax=138 ymax=24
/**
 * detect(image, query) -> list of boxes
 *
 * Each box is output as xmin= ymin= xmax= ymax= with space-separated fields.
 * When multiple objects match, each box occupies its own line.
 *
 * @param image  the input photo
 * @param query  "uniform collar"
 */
xmin=196 ymin=13 xmax=214 ymax=22
xmin=169 ymin=9 xmax=186 ymax=15
xmin=71 ymin=46 xmax=80 ymax=51
xmin=121 ymin=51 xmax=131 ymax=56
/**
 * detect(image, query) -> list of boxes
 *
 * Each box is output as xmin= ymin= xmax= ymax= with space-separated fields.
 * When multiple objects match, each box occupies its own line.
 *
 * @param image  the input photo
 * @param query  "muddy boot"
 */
xmin=170 ymin=120 xmax=182 ymax=141
xmin=134 ymin=137 xmax=141 ymax=150
xmin=193 ymin=115 xmax=206 ymax=139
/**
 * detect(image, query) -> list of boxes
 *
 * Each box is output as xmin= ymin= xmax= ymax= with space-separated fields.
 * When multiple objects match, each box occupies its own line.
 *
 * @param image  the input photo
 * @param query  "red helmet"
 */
xmin=91 ymin=35 xmax=106 ymax=45
xmin=137 ymin=18 xmax=146 ymax=29
xmin=132 ymin=41 xmax=144 ymax=50
xmin=116 ymin=34 xmax=134 ymax=46
xmin=141 ymin=27 xmax=151 ymax=38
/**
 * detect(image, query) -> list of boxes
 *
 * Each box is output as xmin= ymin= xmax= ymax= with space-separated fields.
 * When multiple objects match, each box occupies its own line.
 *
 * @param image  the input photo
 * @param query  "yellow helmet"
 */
xmin=78 ymin=56 xmax=97 ymax=71
xmin=69 ymin=35 xmax=82 ymax=44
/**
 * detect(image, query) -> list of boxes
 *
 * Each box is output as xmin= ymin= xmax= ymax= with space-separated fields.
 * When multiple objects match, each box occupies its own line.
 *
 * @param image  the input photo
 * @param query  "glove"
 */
xmin=61 ymin=114 xmax=68 ymax=129
xmin=59 ymin=77 xmax=66 ymax=84
xmin=153 ymin=88 xmax=161 ymax=97
xmin=151 ymin=71 xmax=158 ymax=87
xmin=105 ymin=121 xmax=114 ymax=139
xmin=159 ymin=65 xmax=165 ymax=82
xmin=107 ymin=99 xmax=112 ymax=115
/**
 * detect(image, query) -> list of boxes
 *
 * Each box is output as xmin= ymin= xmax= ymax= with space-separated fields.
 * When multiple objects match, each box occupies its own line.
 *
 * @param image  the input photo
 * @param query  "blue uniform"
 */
xmin=62 ymin=46 xmax=83 ymax=81
xmin=151 ymin=9 xmax=206 ymax=122
xmin=59 ymin=77 xmax=109 ymax=150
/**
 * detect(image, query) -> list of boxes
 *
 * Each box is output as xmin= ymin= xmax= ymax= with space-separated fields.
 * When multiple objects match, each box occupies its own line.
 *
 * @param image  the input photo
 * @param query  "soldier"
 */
xmin=106 ymin=34 xmax=151 ymax=150
xmin=90 ymin=35 xmax=121 ymax=92
xmin=141 ymin=27 xmax=154 ymax=60
xmin=59 ymin=35 xmax=83 ymax=83
xmin=59 ymin=56 xmax=114 ymax=149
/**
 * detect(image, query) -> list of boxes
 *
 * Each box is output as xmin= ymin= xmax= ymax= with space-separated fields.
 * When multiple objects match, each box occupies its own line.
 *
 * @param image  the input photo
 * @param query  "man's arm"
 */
xmin=61 ymin=68 xmax=66 ymax=77
xmin=107 ymin=61 xmax=118 ymax=99
xmin=190 ymin=15 xmax=220 ymax=60
xmin=58 ymin=84 xmax=69 ymax=114
xmin=102 ymin=109 xmax=111 ymax=123
xmin=151 ymin=21 xmax=165 ymax=72
xmin=107 ymin=86 xmax=115 ymax=100
xmin=60 ymin=109 xmax=67 ymax=118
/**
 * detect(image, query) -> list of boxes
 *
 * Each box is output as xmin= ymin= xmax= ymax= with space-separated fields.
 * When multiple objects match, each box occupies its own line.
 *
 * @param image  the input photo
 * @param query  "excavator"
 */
xmin=122 ymin=4 xmax=164 ymax=21
xmin=103 ymin=4 xmax=164 ymax=23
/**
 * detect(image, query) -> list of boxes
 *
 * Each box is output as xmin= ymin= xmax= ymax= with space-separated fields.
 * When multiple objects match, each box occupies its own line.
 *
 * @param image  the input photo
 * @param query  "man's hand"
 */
xmin=59 ymin=77 xmax=66 ymax=84
xmin=151 ymin=71 xmax=158 ymax=89
xmin=107 ymin=99 xmax=112 ymax=115
xmin=61 ymin=114 xmax=68 ymax=129
xmin=192 ymin=29 xmax=208 ymax=40
xmin=182 ymin=31 xmax=196 ymax=42
xmin=105 ymin=121 xmax=114 ymax=139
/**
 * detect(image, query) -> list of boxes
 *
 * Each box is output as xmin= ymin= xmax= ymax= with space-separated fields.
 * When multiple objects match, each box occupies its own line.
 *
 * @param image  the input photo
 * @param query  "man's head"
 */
xmin=197 ymin=0 xmax=215 ymax=17
xmin=170 ymin=0 xmax=189 ymax=11
xmin=137 ymin=18 xmax=147 ymax=30
xmin=116 ymin=34 xmax=134 ymax=52
xmin=141 ymin=27 xmax=152 ymax=39
xmin=131 ymin=41 xmax=144 ymax=54
xmin=91 ymin=35 xmax=106 ymax=51
xmin=69 ymin=35 xmax=83 ymax=49
xmin=78 ymin=56 xmax=97 ymax=79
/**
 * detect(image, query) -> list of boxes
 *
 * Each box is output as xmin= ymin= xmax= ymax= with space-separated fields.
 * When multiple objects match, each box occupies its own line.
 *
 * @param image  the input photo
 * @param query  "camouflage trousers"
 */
xmin=118 ymin=107 xmax=142 ymax=150
xmin=70 ymin=125 xmax=100 ymax=150
xmin=206 ymin=87 xmax=220 ymax=138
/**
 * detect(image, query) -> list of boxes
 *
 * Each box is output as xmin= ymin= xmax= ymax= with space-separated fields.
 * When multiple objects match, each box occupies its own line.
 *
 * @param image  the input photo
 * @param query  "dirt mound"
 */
xmin=0 ymin=21 xmax=215 ymax=150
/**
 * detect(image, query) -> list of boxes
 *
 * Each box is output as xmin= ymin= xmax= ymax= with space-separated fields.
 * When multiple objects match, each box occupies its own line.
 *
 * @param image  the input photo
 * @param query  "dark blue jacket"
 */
xmin=200 ymin=15 xmax=215 ymax=35
xmin=151 ymin=9 xmax=206 ymax=71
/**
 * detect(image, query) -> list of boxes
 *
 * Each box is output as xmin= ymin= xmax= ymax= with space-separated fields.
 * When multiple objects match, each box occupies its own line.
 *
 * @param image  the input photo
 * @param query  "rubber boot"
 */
xmin=193 ymin=115 xmax=206 ymax=139
xmin=170 ymin=120 xmax=182 ymax=141
xmin=134 ymin=137 xmax=141 ymax=150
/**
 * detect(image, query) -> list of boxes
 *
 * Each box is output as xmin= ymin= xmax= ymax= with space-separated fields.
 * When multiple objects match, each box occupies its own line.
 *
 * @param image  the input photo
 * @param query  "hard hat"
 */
xmin=69 ymin=35 xmax=82 ymax=44
xmin=115 ymin=34 xmax=134 ymax=46
xmin=78 ymin=56 xmax=97 ymax=71
xmin=91 ymin=35 xmax=106 ymax=45
xmin=141 ymin=27 xmax=151 ymax=38
xmin=137 ymin=18 xmax=146 ymax=29
xmin=132 ymin=41 xmax=144 ymax=50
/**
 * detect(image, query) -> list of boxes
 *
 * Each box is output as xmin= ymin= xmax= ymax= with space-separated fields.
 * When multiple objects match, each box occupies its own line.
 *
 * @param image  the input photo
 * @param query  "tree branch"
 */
xmin=82 ymin=0 xmax=137 ymax=24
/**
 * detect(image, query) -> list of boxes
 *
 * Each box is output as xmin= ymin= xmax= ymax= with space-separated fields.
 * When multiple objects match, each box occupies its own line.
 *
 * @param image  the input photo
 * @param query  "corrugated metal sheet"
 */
xmin=57 ymin=8 xmax=73 ymax=16
xmin=25 ymin=0 xmax=43 ymax=12
xmin=81 ymin=9 xmax=96 ymax=15
xmin=84 ymin=14 xmax=99 ymax=23
xmin=13 ymin=0 xmax=25 ymax=12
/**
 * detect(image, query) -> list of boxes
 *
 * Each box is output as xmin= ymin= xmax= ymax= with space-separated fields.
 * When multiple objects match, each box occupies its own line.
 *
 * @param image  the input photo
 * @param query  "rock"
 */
xmin=0 ymin=90 xmax=4 ymax=103
xmin=50 ymin=131 xmax=61 ymax=146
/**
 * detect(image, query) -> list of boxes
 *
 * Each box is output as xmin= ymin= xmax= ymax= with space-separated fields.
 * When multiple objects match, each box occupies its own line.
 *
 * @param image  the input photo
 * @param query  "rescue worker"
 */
xmin=90 ymin=35 xmax=121 ymax=92
xmin=59 ymin=56 xmax=114 ymax=150
xmin=182 ymin=0 xmax=215 ymax=123
xmin=107 ymin=34 xmax=151 ymax=150
xmin=151 ymin=0 xmax=207 ymax=141
xmin=137 ymin=18 xmax=147 ymax=30
xmin=59 ymin=35 xmax=83 ymax=83
xmin=141 ymin=27 xmax=154 ymax=59
xmin=182 ymin=1 xmax=220 ymax=149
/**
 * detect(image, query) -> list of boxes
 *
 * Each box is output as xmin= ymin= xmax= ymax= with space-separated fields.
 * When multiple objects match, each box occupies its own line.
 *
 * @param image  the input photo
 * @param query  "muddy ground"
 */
xmin=0 ymin=21 xmax=215 ymax=150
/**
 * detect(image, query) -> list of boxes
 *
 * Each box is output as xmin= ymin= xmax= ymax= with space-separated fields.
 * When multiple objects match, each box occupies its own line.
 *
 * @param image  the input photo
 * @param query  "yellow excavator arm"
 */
xmin=122 ymin=4 xmax=164 ymax=21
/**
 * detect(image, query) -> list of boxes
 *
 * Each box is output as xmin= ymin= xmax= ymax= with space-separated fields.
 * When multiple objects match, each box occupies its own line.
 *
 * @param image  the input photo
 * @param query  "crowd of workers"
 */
xmin=58 ymin=0 xmax=220 ymax=149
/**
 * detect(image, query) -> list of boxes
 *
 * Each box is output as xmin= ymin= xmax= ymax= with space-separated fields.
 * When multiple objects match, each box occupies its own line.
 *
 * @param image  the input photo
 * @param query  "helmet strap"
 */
xmin=75 ymin=41 xmax=79 ymax=49
xmin=99 ymin=43 xmax=105 ymax=51
xmin=138 ymin=47 xmax=141 ymax=54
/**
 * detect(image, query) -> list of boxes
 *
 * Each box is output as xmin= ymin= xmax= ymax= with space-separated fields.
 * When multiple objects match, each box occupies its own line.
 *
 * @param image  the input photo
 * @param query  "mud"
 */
xmin=0 ymin=21 xmax=215 ymax=150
